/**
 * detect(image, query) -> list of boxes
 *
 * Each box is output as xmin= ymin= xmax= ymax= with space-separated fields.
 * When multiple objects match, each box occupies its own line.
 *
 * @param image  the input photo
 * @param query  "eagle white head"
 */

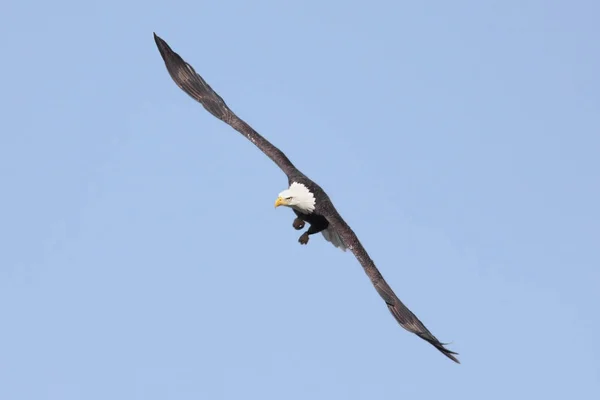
xmin=274 ymin=182 xmax=316 ymax=214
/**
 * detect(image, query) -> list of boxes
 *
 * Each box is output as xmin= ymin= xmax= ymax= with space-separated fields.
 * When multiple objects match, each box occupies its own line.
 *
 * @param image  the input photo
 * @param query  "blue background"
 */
xmin=2 ymin=1 xmax=599 ymax=398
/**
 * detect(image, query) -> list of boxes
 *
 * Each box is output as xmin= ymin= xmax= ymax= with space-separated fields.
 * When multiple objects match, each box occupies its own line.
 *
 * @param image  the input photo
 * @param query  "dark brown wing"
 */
xmin=153 ymin=33 xmax=299 ymax=178
xmin=153 ymin=32 xmax=458 ymax=363
xmin=323 ymin=203 xmax=460 ymax=363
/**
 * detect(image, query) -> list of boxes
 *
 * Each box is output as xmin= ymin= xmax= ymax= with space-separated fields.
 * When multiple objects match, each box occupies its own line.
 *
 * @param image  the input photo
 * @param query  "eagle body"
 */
xmin=279 ymin=177 xmax=347 ymax=250
xmin=153 ymin=33 xmax=459 ymax=363
xmin=292 ymin=207 xmax=329 ymax=234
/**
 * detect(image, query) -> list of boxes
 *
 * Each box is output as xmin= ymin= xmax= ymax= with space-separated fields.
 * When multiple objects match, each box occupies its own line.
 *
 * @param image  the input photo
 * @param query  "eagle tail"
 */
xmin=321 ymin=228 xmax=347 ymax=251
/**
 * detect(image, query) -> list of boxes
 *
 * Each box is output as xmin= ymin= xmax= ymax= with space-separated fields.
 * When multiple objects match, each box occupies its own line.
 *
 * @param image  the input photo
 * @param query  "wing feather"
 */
xmin=153 ymin=33 xmax=299 ymax=178
xmin=322 ymin=204 xmax=460 ymax=363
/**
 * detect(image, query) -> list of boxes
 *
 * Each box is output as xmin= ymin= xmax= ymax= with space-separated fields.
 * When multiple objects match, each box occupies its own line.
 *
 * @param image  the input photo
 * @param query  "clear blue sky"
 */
xmin=1 ymin=1 xmax=599 ymax=398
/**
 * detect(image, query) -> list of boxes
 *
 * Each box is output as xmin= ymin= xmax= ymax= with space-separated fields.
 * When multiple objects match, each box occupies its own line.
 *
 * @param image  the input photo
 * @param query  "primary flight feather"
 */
xmin=153 ymin=33 xmax=459 ymax=363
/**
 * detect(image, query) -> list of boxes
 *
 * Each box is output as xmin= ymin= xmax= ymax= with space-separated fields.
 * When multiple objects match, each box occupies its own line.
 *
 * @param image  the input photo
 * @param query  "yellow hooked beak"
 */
xmin=274 ymin=196 xmax=288 ymax=208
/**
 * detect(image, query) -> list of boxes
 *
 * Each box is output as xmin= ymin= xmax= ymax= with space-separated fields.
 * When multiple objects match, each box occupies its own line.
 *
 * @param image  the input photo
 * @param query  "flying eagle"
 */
xmin=153 ymin=33 xmax=459 ymax=363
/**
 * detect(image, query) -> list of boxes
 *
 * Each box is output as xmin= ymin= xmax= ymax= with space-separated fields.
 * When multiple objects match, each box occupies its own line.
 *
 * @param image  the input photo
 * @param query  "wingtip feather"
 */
xmin=418 ymin=333 xmax=460 ymax=364
xmin=386 ymin=298 xmax=460 ymax=364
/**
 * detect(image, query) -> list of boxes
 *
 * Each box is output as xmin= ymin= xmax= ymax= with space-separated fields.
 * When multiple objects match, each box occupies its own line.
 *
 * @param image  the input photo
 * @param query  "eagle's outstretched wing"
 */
xmin=153 ymin=33 xmax=299 ymax=179
xmin=153 ymin=33 xmax=459 ymax=363
xmin=322 ymin=204 xmax=459 ymax=363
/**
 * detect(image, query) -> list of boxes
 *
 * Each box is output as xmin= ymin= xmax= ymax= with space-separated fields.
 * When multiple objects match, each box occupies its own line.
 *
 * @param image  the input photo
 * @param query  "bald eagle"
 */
xmin=153 ymin=33 xmax=459 ymax=363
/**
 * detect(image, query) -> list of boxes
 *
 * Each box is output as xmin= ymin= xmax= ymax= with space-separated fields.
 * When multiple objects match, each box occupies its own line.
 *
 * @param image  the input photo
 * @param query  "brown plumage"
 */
xmin=153 ymin=33 xmax=459 ymax=363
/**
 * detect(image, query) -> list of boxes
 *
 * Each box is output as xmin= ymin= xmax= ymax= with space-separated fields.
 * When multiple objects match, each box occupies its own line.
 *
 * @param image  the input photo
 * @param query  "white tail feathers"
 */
xmin=322 ymin=228 xmax=347 ymax=251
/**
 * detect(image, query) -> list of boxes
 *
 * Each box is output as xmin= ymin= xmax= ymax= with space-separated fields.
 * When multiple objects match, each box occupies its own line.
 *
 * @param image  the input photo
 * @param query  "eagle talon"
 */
xmin=293 ymin=218 xmax=305 ymax=230
xmin=298 ymin=232 xmax=309 ymax=245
